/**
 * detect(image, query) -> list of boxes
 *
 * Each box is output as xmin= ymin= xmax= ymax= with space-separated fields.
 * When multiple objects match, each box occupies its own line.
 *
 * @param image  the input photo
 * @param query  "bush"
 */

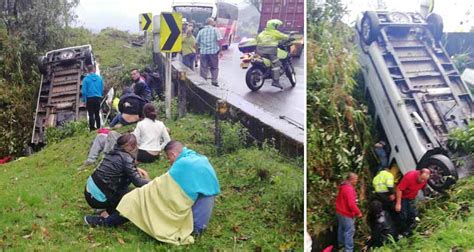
xmin=306 ymin=0 xmax=373 ymax=244
xmin=0 ymin=0 xmax=79 ymax=157
xmin=45 ymin=120 xmax=89 ymax=145
xmin=448 ymin=122 xmax=474 ymax=154
xmin=220 ymin=121 xmax=247 ymax=153
xmin=0 ymin=82 xmax=37 ymax=156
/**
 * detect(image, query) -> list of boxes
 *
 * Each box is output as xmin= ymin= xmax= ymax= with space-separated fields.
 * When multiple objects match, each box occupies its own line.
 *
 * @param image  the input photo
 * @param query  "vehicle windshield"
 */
xmin=174 ymin=6 xmax=213 ymax=25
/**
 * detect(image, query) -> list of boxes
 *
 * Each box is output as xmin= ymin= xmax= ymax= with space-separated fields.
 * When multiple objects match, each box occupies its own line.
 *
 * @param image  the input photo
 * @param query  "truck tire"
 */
xmin=427 ymin=13 xmax=443 ymax=42
xmin=361 ymin=11 xmax=380 ymax=45
xmin=245 ymin=65 xmax=266 ymax=91
xmin=420 ymin=154 xmax=458 ymax=192
xmin=37 ymin=56 xmax=47 ymax=75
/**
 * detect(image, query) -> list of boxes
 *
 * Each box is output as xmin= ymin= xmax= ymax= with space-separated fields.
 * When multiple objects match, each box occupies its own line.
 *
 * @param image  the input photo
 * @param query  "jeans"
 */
xmin=192 ymin=195 xmax=215 ymax=234
xmin=137 ymin=149 xmax=158 ymax=163
xmin=86 ymin=97 xmax=101 ymax=130
xmin=199 ymin=53 xmax=219 ymax=83
xmin=84 ymin=187 xmax=130 ymax=215
xmin=109 ymin=114 xmax=128 ymax=127
xmin=183 ymin=53 xmax=196 ymax=70
xmin=374 ymin=147 xmax=388 ymax=174
xmin=86 ymin=133 xmax=107 ymax=163
xmin=104 ymin=211 xmax=129 ymax=226
xmin=337 ymin=213 xmax=355 ymax=252
xmin=399 ymin=199 xmax=417 ymax=234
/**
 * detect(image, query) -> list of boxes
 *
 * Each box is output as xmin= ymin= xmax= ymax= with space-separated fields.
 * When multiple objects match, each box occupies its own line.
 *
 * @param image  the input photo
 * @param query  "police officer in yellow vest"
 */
xmin=373 ymin=168 xmax=395 ymax=210
xmin=256 ymin=19 xmax=289 ymax=89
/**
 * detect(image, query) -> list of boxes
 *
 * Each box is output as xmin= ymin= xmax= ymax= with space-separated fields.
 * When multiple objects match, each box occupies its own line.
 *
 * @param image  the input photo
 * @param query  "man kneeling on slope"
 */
xmin=84 ymin=140 xmax=220 ymax=245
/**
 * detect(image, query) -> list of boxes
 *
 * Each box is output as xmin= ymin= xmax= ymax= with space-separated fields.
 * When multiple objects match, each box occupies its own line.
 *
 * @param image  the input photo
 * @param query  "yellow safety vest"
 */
xmin=373 ymin=170 xmax=394 ymax=193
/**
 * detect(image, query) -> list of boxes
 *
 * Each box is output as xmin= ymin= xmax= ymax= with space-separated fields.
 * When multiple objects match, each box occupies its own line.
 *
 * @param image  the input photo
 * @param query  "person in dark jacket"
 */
xmin=109 ymin=87 xmax=146 ymax=127
xmin=81 ymin=65 xmax=104 ymax=131
xmin=143 ymin=67 xmax=162 ymax=100
xmin=131 ymin=68 xmax=152 ymax=102
xmin=83 ymin=133 xmax=150 ymax=220
xmin=335 ymin=172 xmax=362 ymax=252
xmin=366 ymin=200 xmax=397 ymax=248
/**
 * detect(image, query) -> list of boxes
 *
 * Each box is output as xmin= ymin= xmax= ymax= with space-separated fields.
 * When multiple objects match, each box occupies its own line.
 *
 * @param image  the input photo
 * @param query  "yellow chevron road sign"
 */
xmin=160 ymin=12 xmax=182 ymax=52
xmin=139 ymin=13 xmax=153 ymax=32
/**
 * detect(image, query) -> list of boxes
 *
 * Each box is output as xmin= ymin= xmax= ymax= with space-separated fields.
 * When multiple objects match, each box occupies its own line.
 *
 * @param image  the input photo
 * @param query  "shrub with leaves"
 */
xmin=306 ymin=0 xmax=373 ymax=242
xmin=45 ymin=121 xmax=89 ymax=145
xmin=220 ymin=121 xmax=248 ymax=154
xmin=448 ymin=122 xmax=474 ymax=155
xmin=0 ymin=0 xmax=79 ymax=157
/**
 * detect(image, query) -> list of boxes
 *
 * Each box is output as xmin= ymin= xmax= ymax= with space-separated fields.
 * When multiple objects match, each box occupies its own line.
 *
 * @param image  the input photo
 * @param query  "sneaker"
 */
xmin=84 ymin=215 xmax=105 ymax=227
xmin=271 ymin=82 xmax=283 ymax=89
xmin=211 ymin=81 xmax=219 ymax=87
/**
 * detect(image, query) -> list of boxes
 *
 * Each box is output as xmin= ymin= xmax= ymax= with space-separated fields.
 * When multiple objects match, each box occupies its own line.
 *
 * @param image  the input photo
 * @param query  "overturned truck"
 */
xmin=31 ymin=45 xmax=96 ymax=147
xmin=356 ymin=11 xmax=473 ymax=191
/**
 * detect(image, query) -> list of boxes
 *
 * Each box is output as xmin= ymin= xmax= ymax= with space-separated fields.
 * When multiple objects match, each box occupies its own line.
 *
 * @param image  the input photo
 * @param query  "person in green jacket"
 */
xmin=372 ymin=168 xmax=395 ymax=210
xmin=182 ymin=24 xmax=197 ymax=70
xmin=255 ymin=19 xmax=289 ymax=89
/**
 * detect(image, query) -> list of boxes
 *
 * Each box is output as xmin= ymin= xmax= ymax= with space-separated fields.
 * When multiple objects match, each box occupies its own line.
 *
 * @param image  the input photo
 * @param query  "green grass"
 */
xmin=0 ymin=114 xmax=303 ymax=250
xmin=378 ymin=176 xmax=474 ymax=251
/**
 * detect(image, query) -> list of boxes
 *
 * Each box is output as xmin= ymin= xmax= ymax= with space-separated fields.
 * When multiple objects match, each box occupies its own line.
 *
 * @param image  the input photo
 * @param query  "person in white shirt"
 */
xmin=133 ymin=103 xmax=171 ymax=163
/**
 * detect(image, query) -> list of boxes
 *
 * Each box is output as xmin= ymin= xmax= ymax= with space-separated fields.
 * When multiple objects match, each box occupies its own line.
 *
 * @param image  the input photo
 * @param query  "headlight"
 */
xmin=59 ymin=50 xmax=75 ymax=60
xmin=388 ymin=12 xmax=411 ymax=24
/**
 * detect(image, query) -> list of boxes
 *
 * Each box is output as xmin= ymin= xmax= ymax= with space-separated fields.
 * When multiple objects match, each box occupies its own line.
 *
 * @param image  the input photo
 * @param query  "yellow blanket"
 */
xmin=116 ymin=172 xmax=195 ymax=245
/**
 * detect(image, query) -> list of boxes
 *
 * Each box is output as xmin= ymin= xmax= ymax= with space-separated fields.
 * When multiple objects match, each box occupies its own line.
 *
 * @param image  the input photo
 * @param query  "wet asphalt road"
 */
xmin=214 ymin=43 xmax=305 ymax=130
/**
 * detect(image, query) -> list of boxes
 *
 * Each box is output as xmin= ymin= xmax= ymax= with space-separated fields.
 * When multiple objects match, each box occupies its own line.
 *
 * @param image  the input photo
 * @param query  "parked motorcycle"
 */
xmin=238 ymin=36 xmax=296 ymax=91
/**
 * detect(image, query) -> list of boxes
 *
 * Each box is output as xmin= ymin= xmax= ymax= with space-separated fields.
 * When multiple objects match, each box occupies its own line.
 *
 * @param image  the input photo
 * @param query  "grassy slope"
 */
xmin=0 ymin=115 xmax=303 ymax=250
xmin=378 ymin=176 xmax=474 ymax=251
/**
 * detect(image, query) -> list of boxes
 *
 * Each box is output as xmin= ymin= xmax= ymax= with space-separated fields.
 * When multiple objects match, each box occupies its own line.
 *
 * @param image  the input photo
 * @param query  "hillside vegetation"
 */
xmin=379 ymin=175 xmax=474 ymax=251
xmin=306 ymin=0 xmax=373 ymax=247
xmin=0 ymin=115 xmax=303 ymax=250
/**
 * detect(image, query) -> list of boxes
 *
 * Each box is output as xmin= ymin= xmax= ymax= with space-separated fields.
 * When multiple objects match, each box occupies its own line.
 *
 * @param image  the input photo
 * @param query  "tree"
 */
xmin=306 ymin=0 xmax=373 ymax=248
xmin=246 ymin=0 xmax=261 ymax=14
xmin=0 ymin=0 xmax=79 ymax=157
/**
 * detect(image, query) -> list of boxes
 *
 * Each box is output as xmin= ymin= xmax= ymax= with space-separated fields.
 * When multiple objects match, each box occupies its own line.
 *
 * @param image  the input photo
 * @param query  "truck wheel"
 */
xmin=420 ymin=154 xmax=458 ymax=192
xmin=245 ymin=65 xmax=266 ymax=91
xmin=37 ymin=56 xmax=47 ymax=75
xmin=361 ymin=11 xmax=380 ymax=45
xmin=427 ymin=13 xmax=443 ymax=42
xmin=84 ymin=48 xmax=93 ymax=65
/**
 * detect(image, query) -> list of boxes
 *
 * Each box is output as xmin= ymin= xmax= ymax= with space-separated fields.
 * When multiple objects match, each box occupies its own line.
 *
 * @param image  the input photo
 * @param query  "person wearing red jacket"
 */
xmin=395 ymin=168 xmax=431 ymax=236
xmin=335 ymin=173 xmax=362 ymax=252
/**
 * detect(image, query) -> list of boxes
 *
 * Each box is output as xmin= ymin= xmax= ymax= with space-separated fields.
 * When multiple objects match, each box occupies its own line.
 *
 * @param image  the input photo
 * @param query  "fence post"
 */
xmin=178 ymin=71 xmax=187 ymax=118
xmin=214 ymin=99 xmax=228 ymax=156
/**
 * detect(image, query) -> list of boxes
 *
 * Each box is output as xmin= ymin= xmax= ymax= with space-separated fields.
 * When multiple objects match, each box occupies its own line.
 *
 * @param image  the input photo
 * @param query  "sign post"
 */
xmin=160 ymin=12 xmax=182 ymax=119
xmin=139 ymin=13 xmax=153 ymax=53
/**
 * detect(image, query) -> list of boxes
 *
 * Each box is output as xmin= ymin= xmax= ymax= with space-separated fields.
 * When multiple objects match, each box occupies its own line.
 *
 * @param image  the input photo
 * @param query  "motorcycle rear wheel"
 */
xmin=246 ymin=65 xmax=266 ymax=91
xmin=285 ymin=63 xmax=296 ymax=87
